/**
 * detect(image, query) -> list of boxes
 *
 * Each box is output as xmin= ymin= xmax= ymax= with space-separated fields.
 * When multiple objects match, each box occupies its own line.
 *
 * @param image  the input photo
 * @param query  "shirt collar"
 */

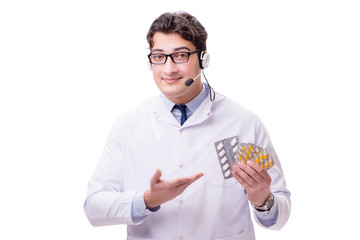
xmin=161 ymin=83 xmax=209 ymax=114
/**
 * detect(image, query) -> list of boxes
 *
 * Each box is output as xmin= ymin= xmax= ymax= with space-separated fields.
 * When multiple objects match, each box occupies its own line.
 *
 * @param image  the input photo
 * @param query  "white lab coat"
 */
xmin=84 ymin=90 xmax=291 ymax=240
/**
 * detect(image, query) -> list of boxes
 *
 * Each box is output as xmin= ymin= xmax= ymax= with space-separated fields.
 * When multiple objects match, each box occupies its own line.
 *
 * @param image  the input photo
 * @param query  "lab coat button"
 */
xmin=179 ymin=200 xmax=183 ymax=204
xmin=179 ymin=237 xmax=183 ymax=240
xmin=179 ymin=129 xmax=183 ymax=133
xmin=207 ymin=112 xmax=211 ymax=116
xmin=179 ymin=164 xmax=183 ymax=168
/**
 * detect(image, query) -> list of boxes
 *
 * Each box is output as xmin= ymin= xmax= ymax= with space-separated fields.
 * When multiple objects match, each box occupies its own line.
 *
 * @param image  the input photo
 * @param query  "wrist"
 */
xmin=144 ymin=189 xmax=159 ymax=210
xmin=251 ymin=192 xmax=274 ymax=212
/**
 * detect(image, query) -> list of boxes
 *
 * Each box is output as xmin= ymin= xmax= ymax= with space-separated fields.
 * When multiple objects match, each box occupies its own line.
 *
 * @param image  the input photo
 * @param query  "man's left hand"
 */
xmin=232 ymin=161 xmax=272 ymax=206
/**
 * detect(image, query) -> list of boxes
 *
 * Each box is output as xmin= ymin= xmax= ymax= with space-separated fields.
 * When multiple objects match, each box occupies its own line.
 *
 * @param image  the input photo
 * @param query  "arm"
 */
xmin=232 ymin=161 xmax=291 ymax=230
xmin=84 ymin=119 xmax=204 ymax=226
xmin=83 ymin=122 xmax=136 ymax=226
xmin=232 ymin=118 xmax=291 ymax=230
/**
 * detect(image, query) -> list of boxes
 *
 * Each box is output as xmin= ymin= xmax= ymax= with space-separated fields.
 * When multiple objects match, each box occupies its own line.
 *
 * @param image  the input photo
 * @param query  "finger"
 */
xmin=171 ymin=177 xmax=195 ymax=187
xmin=171 ymin=172 xmax=204 ymax=187
xmin=193 ymin=172 xmax=204 ymax=180
xmin=232 ymin=167 xmax=252 ymax=190
xmin=176 ymin=181 xmax=194 ymax=192
xmin=175 ymin=175 xmax=204 ymax=194
xmin=238 ymin=162 xmax=264 ymax=184
xmin=246 ymin=161 xmax=271 ymax=182
xmin=234 ymin=168 xmax=256 ymax=188
xmin=150 ymin=169 xmax=162 ymax=185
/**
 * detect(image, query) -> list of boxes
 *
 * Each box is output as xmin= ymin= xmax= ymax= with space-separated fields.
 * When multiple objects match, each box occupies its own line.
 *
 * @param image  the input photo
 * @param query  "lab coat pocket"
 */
xmin=203 ymin=144 xmax=237 ymax=187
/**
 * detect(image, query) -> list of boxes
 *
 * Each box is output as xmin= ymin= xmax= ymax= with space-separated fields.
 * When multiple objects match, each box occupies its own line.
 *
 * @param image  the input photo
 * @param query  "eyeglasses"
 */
xmin=148 ymin=50 xmax=200 ymax=64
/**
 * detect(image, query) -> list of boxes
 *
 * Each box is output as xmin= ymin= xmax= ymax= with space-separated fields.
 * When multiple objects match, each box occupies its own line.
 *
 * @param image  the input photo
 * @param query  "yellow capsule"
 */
xmin=270 ymin=161 xmax=274 ymax=166
xmin=260 ymin=154 xmax=263 ymax=160
xmin=248 ymin=145 xmax=253 ymax=151
xmin=246 ymin=150 xmax=251 ymax=156
xmin=265 ymin=164 xmax=269 ymax=169
xmin=255 ymin=158 xmax=259 ymax=163
xmin=264 ymin=154 xmax=268 ymax=160
xmin=244 ymin=155 xmax=248 ymax=160
xmin=261 ymin=164 xmax=264 ymax=168
xmin=242 ymin=160 xmax=247 ymax=164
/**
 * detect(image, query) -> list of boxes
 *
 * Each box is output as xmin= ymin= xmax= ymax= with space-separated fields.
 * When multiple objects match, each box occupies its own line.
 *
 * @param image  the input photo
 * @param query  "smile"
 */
xmin=162 ymin=77 xmax=182 ymax=83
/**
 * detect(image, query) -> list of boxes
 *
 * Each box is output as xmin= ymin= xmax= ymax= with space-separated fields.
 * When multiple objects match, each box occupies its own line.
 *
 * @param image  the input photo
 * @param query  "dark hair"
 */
xmin=146 ymin=11 xmax=208 ymax=52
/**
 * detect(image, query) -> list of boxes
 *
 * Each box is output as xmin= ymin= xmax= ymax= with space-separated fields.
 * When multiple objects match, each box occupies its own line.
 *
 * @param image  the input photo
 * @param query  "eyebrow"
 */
xmin=151 ymin=46 xmax=192 ymax=53
xmin=174 ymin=46 xmax=192 ymax=51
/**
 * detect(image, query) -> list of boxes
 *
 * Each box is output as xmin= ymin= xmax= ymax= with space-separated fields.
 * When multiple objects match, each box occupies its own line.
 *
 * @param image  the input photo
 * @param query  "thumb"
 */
xmin=150 ymin=169 xmax=162 ymax=184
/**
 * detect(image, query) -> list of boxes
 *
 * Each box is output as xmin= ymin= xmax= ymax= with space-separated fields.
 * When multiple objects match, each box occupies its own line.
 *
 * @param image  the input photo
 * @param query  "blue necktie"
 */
xmin=174 ymin=104 xmax=188 ymax=125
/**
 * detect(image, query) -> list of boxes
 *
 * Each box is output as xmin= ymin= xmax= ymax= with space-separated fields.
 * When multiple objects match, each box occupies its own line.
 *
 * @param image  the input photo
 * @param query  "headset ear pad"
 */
xmin=200 ymin=51 xmax=210 ymax=69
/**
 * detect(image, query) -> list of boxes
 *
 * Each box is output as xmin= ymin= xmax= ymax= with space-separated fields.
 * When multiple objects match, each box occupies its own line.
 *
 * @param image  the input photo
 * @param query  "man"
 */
xmin=84 ymin=11 xmax=291 ymax=239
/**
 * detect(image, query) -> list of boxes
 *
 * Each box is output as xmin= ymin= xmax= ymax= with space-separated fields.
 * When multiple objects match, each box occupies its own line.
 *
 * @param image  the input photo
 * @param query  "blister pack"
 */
xmin=214 ymin=136 xmax=274 ymax=179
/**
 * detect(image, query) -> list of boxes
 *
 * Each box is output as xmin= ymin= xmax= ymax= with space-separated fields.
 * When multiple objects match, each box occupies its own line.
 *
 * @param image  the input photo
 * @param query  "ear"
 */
xmin=200 ymin=51 xmax=210 ymax=69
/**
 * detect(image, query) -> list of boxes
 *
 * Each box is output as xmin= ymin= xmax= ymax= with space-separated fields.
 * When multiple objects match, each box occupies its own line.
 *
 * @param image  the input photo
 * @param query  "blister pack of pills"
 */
xmin=214 ymin=136 xmax=274 ymax=179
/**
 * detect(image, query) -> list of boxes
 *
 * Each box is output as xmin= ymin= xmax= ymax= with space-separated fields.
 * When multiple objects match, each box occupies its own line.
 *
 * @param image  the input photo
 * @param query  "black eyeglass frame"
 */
xmin=148 ymin=50 xmax=201 ymax=65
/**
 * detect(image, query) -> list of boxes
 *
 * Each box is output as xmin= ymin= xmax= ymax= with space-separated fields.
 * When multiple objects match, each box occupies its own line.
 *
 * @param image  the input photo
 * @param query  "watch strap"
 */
xmin=251 ymin=192 xmax=274 ymax=212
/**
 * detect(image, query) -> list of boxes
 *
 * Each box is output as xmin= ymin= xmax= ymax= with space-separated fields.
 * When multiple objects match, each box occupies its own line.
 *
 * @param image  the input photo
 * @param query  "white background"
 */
xmin=1 ymin=0 xmax=359 ymax=239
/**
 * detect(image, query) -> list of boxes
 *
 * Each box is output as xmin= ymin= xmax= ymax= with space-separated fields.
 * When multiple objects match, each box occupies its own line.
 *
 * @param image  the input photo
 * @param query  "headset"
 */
xmin=199 ymin=51 xmax=210 ymax=69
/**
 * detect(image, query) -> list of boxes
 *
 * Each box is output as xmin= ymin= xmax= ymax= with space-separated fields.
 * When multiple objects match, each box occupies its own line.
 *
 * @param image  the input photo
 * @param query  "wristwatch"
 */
xmin=252 ymin=192 xmax=274 ymax=212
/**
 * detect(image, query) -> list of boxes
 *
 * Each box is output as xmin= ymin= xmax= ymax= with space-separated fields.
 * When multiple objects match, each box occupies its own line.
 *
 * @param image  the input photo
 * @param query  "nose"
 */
xmin=162 ymin=57 xmax=179 ymax=75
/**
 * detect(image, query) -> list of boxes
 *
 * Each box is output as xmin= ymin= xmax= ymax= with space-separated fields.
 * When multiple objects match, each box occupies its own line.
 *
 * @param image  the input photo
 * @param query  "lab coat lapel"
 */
xmin=184 ymin=96 xmax=213 ymax=127
xmin=152 ymin=96 xmax=179 ymax=126
xmin=150 ymin=93 xmax=214 ymax=127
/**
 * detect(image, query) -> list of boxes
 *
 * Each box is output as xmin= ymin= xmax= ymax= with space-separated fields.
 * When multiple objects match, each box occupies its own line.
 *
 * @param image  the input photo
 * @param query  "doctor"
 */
xmin=84 ymin=11 xmax=291 ymax=239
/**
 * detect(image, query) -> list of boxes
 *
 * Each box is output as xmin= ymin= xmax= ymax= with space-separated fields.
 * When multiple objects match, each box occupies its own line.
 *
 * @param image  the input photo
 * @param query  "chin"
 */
xmin=162 ymin=87 xmax=190 ymax=100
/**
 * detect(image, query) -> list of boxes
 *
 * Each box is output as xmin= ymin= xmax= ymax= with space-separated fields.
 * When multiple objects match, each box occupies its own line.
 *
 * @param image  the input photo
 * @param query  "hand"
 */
xmin=144 ymin=169 xmax=204 ymax=209
xmin=232 ymin=161 xmax=272 ymax=206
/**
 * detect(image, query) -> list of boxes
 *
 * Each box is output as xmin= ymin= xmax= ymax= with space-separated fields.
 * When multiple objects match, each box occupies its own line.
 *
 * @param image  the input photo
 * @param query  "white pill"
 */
xmin=224 ymin=170 xmax=231 ymax=178
xmin=222 ymin=163 xmax=229 ymax=170
xmin=219 ymin=149 xmax=226 ymax=157
xmin=231 ymin=138 xmax=238 ymax=146
xmin=217 ymin=142 xmax=224 ymax=151
xmin=220 ymin=156 xmax=228 ymax=164
xmin=232 ymin=146 xmax=238 ymax=153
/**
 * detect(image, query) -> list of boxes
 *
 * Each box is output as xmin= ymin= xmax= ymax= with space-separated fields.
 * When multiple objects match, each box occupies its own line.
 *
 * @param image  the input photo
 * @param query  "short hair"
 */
xmin=146 ymin=11 xmax=208 ymax=52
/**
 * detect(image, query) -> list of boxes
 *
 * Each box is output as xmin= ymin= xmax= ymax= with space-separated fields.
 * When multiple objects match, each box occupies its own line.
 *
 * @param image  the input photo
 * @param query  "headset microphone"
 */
xmin=184 ymin=72 xmax=202 ymax=86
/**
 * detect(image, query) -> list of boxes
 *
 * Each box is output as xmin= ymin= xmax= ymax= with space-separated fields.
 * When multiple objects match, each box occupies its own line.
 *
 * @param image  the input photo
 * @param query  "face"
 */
xmin=150 ymin=32 xmax=202 ymax=105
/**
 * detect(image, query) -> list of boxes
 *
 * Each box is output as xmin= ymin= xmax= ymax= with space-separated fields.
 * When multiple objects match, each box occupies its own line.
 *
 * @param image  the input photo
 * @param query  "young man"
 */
xmin=84 ymin=11 xmax=291 ymax=239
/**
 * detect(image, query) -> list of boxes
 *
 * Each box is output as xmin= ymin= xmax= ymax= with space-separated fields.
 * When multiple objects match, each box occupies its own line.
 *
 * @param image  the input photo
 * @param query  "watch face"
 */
xmin=253 ymin=193 xmax=274 ymax=211
xmin=267 ymin=199 xmax=274 ymax=208
xmin=266 ymin=193 xmax=274 ymax=209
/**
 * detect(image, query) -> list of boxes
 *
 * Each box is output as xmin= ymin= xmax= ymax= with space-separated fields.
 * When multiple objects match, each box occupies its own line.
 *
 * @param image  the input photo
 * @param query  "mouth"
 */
xmin=162 ymin=77 xmax=183 ymax=84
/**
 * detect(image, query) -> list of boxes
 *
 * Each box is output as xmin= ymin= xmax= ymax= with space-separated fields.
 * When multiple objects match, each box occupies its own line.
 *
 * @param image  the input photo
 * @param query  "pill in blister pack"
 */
xmin=214 ymin=136 xmax=240 ymax=179
xmin=214 ymin=136 xmax=274 ymax=179
xmin=235 ymin=143 xmax=274 ymax=170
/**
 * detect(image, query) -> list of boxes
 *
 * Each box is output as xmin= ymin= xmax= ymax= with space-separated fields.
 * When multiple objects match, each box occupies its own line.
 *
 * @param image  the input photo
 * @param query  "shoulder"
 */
xmin=112 ymin=95 xmax=160 ymax=126
xmin=212 ymin=92 xmax=260 ymax=122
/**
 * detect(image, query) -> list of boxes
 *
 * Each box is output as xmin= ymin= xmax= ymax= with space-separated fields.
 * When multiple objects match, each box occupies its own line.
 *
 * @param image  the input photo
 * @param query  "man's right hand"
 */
xmin=144 ymin=169 xmax=204 ymax=209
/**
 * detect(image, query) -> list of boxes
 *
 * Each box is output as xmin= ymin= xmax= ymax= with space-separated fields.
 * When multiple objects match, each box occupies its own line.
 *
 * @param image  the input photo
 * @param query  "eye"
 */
xmin=173 ymin=52 xmax=188 ymax=61
xmin=151 ymin=54 xmax=165 ymax=62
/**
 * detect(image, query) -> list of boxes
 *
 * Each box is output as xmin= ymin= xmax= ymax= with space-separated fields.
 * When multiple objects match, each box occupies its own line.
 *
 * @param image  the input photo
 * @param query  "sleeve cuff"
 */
xmin=253 ymin=195 xmax=279 ymax=227
xmin=131 ymin=191 xmax=160 ymax=224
